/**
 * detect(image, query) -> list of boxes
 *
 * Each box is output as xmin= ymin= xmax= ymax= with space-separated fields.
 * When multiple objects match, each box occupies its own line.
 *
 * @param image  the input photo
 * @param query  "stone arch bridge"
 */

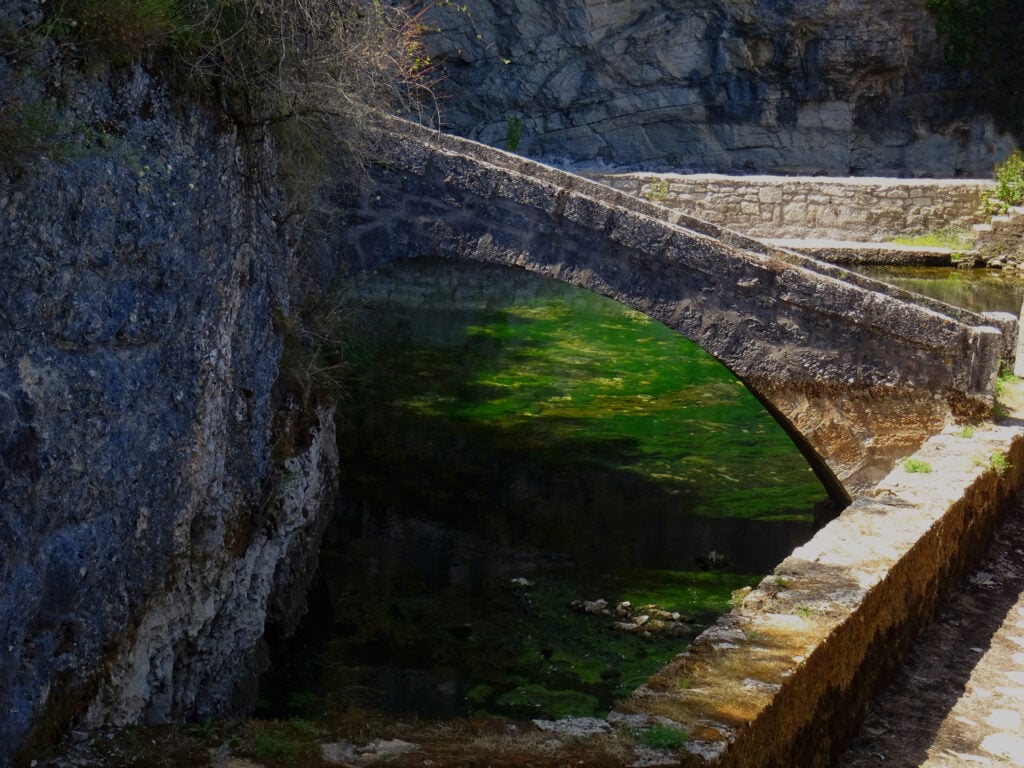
xmin=337 ymin=119 xmax=1015 ymax=503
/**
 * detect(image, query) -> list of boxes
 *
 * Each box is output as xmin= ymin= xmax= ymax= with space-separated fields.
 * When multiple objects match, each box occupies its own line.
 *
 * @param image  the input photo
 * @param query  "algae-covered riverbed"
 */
xmin=260 ymin=260 xmax=827 ymax=722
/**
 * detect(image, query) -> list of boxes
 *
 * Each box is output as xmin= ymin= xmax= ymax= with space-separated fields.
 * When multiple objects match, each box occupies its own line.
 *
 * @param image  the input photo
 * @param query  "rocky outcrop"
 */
xmin=0 ymin=5 xmax=337 ymax=763
xmin=422 ymin=0 xmax=1015 ymax=176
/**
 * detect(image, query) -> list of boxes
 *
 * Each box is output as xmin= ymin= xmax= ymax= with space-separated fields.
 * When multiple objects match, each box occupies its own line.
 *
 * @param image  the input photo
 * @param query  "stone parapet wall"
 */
xmin=592 ymin=172 xmax=993 ymax=241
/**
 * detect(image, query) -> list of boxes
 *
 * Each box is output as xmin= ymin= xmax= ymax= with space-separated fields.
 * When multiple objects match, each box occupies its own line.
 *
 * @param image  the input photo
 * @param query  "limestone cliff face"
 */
xmin=0 ymin=4 xmax=337 ymax=763
xmin=423 ymin=0 xmax=1014 ymax=176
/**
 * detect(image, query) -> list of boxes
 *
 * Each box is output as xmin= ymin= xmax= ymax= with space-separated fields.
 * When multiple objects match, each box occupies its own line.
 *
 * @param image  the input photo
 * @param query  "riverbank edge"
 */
xmin=613 ymin=399 xmax=1024 ymax=767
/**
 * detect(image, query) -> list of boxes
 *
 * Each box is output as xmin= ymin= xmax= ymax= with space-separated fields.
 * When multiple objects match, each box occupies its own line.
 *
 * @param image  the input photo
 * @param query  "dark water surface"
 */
xmin=259 ymin=261 xmax=827 ymax=723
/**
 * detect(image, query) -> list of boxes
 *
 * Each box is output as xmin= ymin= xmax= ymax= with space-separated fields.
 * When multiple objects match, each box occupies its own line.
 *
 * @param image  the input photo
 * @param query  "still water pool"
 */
xmin=853 ymin=265 xmax=1024 ymax=314
xmin=259 ymin=260 xmax=827 ymax=723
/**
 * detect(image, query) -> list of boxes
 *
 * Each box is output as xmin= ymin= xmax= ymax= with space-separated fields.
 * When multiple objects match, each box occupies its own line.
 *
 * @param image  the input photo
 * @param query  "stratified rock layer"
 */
xmin=422 ymin=0 xmax=1013 ymax=175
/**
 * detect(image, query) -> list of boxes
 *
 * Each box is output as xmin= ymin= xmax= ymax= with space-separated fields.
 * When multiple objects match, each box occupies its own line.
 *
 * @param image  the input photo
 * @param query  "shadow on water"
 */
xmin=258 ymin=260 xmax=828 ymax=724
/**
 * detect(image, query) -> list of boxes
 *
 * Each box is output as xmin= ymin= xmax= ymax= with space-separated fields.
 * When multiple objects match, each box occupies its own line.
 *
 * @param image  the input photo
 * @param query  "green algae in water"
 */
xmin=259 ymin=260 xmax=827 ymax=723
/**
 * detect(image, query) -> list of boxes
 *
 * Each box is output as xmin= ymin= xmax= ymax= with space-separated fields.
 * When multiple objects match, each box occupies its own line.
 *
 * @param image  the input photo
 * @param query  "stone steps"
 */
xmin=973 ymin=203 xmax=1024 ymax=268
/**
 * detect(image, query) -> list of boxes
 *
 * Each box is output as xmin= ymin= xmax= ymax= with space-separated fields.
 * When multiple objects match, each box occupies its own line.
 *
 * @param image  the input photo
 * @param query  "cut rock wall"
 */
xmin=0 ymin=6 xmax=337 ymax=763
xmin=421 ymin=0 xmax=1015 ymax=176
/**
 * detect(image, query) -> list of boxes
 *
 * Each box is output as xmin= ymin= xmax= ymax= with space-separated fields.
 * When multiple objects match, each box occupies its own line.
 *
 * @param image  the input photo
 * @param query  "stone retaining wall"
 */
xmin=618 ymin=418 xmax=1024 ymax=767
xmin=592 ymin=172 xmax=993 ymax=241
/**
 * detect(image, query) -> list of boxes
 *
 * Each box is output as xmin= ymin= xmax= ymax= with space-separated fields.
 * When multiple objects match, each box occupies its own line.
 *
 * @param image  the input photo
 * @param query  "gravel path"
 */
xmin=836 ymin=498 xmax=1024 ymax=767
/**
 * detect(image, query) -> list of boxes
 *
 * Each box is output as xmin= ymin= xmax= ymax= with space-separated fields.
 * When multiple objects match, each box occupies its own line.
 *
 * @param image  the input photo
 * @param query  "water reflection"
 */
xmin=853 ymin=266 xmax=1024 ymax=314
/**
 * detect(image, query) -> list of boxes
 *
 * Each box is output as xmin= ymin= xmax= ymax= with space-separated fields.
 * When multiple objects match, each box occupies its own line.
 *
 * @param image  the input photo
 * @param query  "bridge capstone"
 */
xmin=335 ymin=119 xmax=1010 ymax=501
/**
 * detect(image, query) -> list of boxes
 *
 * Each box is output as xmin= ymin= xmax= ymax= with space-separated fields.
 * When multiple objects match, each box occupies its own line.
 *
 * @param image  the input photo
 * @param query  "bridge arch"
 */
xmin=334 ymin=119 xmax=1009 ymax=501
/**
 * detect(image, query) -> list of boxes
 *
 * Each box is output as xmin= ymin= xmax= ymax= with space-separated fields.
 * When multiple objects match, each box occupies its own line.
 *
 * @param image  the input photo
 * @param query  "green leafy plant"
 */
xmin=640 ymin=724 xmax=688 ymax=750
xmin=927 ymin=0 xmax=987 ymax=65
xmin=505 ymin=115 xmax=524 ymax=152
xmin=902 ymin=458 xmax=933 ymax=473
xmin=992 ymin=150 xmax=1024 ymax=211
xmin=185 ymin=718 xmax=218 ymax=737
xmin=957 ymin=425 xmax=976 ymax=438
xmin=644 ymin=177 xmax=670 ymax=203
xmin=989 ymin=451 xmax=1011 ymax=477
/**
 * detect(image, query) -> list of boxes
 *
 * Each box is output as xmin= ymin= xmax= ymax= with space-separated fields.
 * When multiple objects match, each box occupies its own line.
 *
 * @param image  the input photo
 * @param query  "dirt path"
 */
xmin=836 ymin=497 xmax=1024 ymax=767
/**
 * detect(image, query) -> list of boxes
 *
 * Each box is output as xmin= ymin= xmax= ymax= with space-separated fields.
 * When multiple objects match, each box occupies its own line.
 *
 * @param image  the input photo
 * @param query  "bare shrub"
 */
xmin=41 ymin=0 xmax=440 ymax=181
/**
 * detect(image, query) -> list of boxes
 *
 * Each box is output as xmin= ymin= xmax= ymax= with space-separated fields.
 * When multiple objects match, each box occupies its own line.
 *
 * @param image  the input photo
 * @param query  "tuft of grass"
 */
xmin=185 ymin=718 xmax=217 ymax=738
xmin=957 ymin=425 xmax=976 ymax=439
xmin=890 ymin=226 xmax=975 ymax=250
xmin=640 ymin=724 xmax=688 ymax=750
xmin=902 ymin=458 xmax=933 ymax=474
xmin=644 ymin=177 xmax=670 ymax=203
xmin=794 ymin=604 xmax=817 ymax=620
xmin=237 ymin=720 xmax=321 ymax=766
xmin=505 ymin=116 xmax=524 ymax=152
xmin=996 ymin=368 xmax=1021 ymax=397
xmin=993 ymin=150 xmax=1024 ymax=210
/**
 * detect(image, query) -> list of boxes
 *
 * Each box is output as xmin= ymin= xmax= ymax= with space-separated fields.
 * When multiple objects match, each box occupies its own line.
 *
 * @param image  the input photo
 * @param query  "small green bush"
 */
xmin=902 ymin=458 xmax=933 ymax=473
xmin=505 ymin=116 xmax=524 ymax=152
xmin=989 ymin=451 xmax=1011 ymax=477
xmin=993 ymin=150 xmax=1024 ymax=210
xmin=640 ymin=724 xmax=688 ymax=750
xmin=644 ymin=177 xmax=669 ymax=203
